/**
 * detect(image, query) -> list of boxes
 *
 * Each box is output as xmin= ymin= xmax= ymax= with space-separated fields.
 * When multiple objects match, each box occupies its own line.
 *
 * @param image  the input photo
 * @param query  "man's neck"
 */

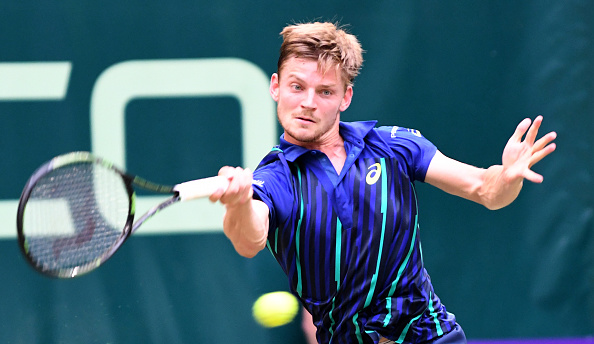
xmin=285 ymin=125 xmax=347 ymax=173
xmin=309 ymin=137 xmax=347 ymax=174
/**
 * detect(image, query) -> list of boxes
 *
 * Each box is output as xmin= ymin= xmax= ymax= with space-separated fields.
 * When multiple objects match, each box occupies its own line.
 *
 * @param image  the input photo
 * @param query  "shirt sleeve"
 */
xmin=252 ymin=162 xmax=292 ymax=232
xmin=376 ymin=126 xmax=438 ymax=182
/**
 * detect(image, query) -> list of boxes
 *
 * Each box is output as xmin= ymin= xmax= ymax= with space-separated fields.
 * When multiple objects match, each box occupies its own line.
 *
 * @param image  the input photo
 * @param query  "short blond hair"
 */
xmin=277 ymin=22 xmax=364 ymax=88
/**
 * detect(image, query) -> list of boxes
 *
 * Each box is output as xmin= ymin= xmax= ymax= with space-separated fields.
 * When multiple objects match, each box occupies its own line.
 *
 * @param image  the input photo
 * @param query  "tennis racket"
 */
xmin=16 ymin=151 xmax=229 ymax=278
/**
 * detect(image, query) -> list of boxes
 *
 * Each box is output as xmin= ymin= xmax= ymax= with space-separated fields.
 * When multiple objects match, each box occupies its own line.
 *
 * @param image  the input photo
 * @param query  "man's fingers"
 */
xmin=523 ymin=169 xmax=544 ymax=184
xmin=217 ymin=166 xmax=253 ymax=206
xmin=511 ymin=117 xmax=532 ymax=143
xmin=505 ymin=116 xmax=555 ymax=184
xmin=217 ymin=166 xmax=237 ymax=179
xmin=209 ymin=188 xmax=226 ymax=203
xmin=532 ymin=131 xmax=557 ymax=152
xmin=523 ymin=115 xmax=543 ymax=145
xmin=530 ymin=142 xmax=557 ymax=167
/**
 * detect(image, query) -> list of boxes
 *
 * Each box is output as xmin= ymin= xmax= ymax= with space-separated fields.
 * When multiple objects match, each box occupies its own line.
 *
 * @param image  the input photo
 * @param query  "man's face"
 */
xmin=270 ymin=57 xmax=353 ymax=147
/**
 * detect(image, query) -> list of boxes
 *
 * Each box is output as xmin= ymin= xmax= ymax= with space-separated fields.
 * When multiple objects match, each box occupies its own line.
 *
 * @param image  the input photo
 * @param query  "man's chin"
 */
xmin=285 ymin=129 xmax=320 ymax=144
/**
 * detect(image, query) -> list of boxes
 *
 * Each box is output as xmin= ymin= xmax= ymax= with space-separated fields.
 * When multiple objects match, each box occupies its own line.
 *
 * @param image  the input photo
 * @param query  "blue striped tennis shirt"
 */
xmin=252 ymin=121 xmax=457 ymax=343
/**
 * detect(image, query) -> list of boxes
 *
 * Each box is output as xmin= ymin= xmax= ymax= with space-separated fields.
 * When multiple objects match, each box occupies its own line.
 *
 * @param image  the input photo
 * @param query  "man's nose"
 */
xmin=301 ymin=89 xmax=316 ymax=109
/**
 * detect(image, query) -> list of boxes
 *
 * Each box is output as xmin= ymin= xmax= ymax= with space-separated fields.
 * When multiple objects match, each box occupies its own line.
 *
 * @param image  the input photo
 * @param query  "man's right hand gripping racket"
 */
xmin=16 ymin=151 xmax=229 ymax=278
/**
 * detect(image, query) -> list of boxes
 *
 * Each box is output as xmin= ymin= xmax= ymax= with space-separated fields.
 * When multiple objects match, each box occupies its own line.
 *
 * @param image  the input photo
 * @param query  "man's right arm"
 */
xmin=209 ymin=166 xmax=269 ymax=258
xmin=223 ymin=199 xmax=269 ymax=258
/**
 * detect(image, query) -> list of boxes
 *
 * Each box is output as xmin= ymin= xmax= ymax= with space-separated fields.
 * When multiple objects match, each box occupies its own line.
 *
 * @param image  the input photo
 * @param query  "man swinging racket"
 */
xmin=210 ymin=22 xmax=557 ymax=344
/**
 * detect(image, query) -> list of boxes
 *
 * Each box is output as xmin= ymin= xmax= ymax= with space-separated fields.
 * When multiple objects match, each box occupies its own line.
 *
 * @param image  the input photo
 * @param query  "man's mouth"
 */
xmin=295 ymin=115 xmax=315 ymax=123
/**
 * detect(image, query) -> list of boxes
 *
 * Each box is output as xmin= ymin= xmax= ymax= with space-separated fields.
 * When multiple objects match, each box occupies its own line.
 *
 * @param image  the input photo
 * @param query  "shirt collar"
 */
xmin=278 ymin=120 xmax=377 ymax=162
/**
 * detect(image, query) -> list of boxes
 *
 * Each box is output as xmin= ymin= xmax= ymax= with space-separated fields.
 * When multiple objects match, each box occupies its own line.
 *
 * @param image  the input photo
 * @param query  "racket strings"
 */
xmin=23 ymin=162 xmax=130 ymax=273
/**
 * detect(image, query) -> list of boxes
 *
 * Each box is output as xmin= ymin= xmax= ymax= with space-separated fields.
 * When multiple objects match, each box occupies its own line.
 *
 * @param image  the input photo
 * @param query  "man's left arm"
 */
xmin=425 ymin=116 xmax=557 ymax=210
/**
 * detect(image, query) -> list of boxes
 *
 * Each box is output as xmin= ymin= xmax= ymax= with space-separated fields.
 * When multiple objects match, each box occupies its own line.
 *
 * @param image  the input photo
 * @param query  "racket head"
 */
xmin=16 ymin=152 xmax=135 ymax=278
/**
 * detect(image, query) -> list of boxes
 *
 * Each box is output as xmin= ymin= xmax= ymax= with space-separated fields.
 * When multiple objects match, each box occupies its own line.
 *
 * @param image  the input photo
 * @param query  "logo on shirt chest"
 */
xmin=366 ymin=163 xmax=382 ymax=185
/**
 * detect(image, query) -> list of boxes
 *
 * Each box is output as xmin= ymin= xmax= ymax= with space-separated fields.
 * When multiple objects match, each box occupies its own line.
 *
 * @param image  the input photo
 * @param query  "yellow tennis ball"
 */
xmin=252 ymin=291 xmax=299 ymax=328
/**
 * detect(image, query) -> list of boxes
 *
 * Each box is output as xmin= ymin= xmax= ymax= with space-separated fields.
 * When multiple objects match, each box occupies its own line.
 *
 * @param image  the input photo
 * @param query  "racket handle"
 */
xmin=174 ymin=176 xmax=230 ymax=201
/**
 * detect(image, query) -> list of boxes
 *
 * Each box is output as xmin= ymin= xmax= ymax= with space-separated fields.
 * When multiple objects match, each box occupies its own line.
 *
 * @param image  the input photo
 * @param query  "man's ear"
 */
xmin=270 ymin=73 xmax=280 ymax=102
xmin=339 ymin=86 xmax=353 ymax=112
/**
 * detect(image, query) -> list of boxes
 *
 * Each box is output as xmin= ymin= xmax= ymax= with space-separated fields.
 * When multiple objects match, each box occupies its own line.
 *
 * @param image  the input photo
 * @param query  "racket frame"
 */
xmin=16 ymin=152 xmax=174 ymax=278
xmin=17 ymin=151 xmax=228 ymax=278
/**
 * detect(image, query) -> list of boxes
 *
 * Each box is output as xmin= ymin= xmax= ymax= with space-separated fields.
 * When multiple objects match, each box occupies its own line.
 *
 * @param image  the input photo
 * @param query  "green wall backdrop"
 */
xmin=0 ymin=1 xmax=592 ymax=343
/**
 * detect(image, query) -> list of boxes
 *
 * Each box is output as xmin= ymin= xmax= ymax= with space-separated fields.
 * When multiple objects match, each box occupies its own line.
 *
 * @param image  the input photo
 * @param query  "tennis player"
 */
xmin=210 ymin=22 xmax=557 ymax=344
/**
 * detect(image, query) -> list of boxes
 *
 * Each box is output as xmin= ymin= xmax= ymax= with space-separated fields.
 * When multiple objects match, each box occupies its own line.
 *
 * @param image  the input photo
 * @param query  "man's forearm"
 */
xmin=223 ymin=200 xmax=269 ymax=258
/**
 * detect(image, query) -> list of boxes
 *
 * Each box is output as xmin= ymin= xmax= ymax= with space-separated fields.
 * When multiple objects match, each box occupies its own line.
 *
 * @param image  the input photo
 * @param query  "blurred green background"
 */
xmin=0 ymin=1 xmax=592 ymax=342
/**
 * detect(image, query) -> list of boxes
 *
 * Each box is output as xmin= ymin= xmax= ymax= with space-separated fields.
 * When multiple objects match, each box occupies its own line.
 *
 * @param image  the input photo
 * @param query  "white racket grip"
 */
xmin=173 ymin=176 xmax=230 ymax=201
